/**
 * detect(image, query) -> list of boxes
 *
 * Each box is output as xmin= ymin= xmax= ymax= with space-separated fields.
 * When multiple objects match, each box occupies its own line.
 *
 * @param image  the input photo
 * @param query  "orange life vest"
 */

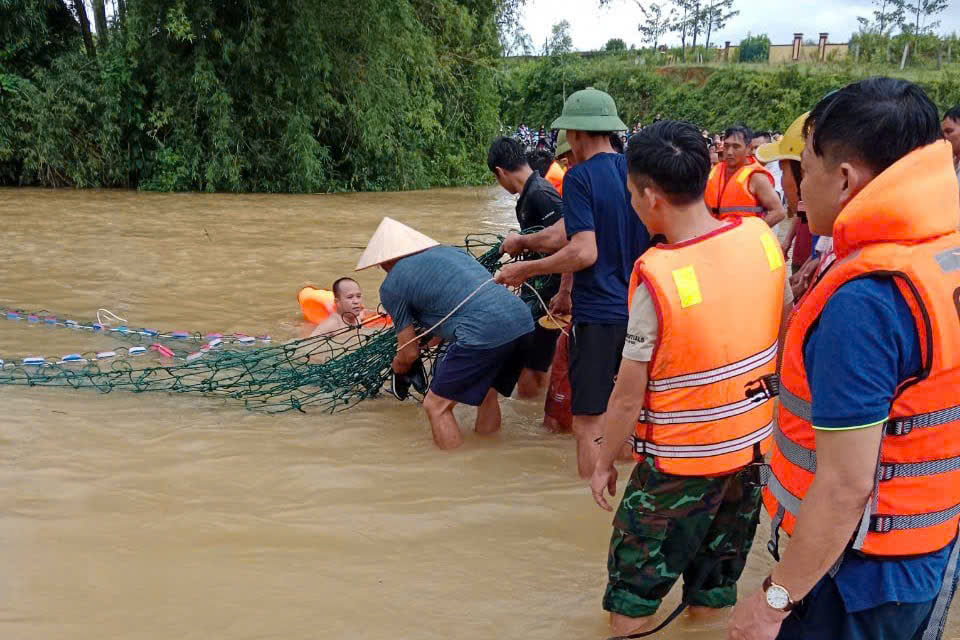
xmin=764 ymin=141 xmax=960 ymax=557
xmin=628 ymin=217 xmax=786 ymax=476
xmin=545 ymin=161 xmax=565 ymax=196
xmin=704 ymin=161 xmax=773 ymax=219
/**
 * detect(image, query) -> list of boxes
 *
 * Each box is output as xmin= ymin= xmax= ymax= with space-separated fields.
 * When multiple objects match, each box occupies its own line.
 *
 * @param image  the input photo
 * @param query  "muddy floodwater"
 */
xmin=1 ymin=187 xmax=957 ymax=640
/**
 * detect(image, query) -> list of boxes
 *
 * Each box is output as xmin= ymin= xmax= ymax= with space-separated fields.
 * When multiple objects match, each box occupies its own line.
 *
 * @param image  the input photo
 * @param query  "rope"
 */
xmin=97 ymin=308 xmax=128 ymax=325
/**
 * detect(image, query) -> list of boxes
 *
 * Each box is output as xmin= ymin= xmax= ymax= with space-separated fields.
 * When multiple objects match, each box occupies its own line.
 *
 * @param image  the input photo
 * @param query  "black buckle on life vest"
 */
xmin=745 ymin=374 xmax=780 ymax=401
xmin=870 ymin=514 xmax=894 ymax=533
xmin=741 ymin=462 xmax=771 ymax=489
xmin=877 ymin=463 xmax=897 ymax=482
xmin=886 ymin=418 xmax=913 ymax=436
xmin=767 ymin=539 xmax=781 ymax=562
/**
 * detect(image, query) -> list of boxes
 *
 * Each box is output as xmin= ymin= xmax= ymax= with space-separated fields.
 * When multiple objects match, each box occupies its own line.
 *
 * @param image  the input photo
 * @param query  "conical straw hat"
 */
xmin=355 ymin=217 xmax=439 ymax=271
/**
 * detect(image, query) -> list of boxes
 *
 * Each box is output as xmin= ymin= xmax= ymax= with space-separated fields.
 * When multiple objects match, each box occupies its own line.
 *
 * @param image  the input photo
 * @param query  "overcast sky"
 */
xmin=520 ymin=0 xmax=960 ymax=51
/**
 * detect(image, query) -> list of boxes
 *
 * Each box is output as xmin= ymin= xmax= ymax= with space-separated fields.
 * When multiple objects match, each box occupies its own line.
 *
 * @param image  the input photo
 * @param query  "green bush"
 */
xmin=498 ymin=56 xmax=960 ymax=132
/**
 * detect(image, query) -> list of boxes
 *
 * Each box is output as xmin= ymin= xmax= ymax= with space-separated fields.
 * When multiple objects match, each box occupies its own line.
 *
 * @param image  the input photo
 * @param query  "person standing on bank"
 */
xmin=495 ymin=88 xmax=652 ymax=478
xmin=706 ymin=125 xmax=787 ymax=228
xmin=487 ymin=136 xmax=565 ymax=398
xmin=728 ymin=78 xmax=960 ymax=640
xmin=590 ymin=121 xmax=786 ymax=637
xmin=357 ymin=217 xmax=534 ymax=450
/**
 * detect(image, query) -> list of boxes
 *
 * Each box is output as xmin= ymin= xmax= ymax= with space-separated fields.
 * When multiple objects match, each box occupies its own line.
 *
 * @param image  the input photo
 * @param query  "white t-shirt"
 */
xmin=623 ymin=286 xmax=658 ymax=363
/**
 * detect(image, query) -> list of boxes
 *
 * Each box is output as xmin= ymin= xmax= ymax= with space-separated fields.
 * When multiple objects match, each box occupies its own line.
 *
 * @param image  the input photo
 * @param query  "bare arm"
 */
xmin=780 ymin=217 xmax=798 ymax=254
xmin=501 ymin=219 xmax=568 ymax=256
xmin=770 ymin=425 xmax=882 ymax=599
xmin=590 ymin=358 xmax=649 ymax=510
xmin=752 ymin=174 xmax=787 ymax=228
xmin=496 ymin=230 xmax=597 ymax=287
xmin=391 ymin=325 xmax=420 ymax=374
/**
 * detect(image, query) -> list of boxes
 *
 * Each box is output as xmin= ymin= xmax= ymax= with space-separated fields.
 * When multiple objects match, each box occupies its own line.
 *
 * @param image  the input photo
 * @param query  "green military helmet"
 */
xmin=555 ymin=130 xmax=571 ymax=157
xmin=551 ymin=87 xmax=627 ymax=132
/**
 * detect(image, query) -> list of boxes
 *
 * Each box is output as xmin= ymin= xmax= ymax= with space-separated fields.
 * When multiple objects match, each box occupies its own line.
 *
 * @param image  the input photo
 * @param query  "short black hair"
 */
xmin=723 ymin=125 xmax=753 ymax=145
xmin=626 ymin=120 xmax=710 ymax=205
xmin=526 ymin=149 xmax=554 ymax=177
xmin=804 ymin=77 xmax=941 ymax=176
xmin=332 ymin=277 xmax=359 ymax=297
xmin=945 ymin=105 xmax=960 ymax=122
xmin=487 ymin=136 xmax=528 ymax=173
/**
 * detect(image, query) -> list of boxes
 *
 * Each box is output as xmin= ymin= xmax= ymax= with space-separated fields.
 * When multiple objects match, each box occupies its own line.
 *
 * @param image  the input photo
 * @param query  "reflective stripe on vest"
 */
xmin=718 ymin=205 xmax=765 ymax=214
xmin=767 ymin=466 xmax=960 ymax=535
xmin=648 ymin=341 xmax=777 ymax=392
xmin=635 ymin=420 xmax=773 ymax=459
xmin=645 ymin=395 xmax=770 ymax=425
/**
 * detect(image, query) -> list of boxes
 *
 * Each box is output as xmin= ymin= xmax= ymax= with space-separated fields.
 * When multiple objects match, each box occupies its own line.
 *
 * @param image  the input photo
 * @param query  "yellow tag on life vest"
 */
xmin=672 ymin=265 xmax=703 ymax=308
xmin=760 ymin=234 xmax=785 ymax=271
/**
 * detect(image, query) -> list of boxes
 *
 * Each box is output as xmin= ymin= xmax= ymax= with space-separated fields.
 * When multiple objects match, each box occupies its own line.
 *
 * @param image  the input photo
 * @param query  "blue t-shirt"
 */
xmin=804 ymin=276 xmax=953 ymax=612
xmin=379 ymin=246 xmax=534 ymax=349
xmin=562 ymin=153 xmax=650 ymax=324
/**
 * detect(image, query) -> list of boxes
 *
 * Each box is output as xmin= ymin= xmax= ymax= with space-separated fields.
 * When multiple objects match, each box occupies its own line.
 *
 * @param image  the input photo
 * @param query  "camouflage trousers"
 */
xmin=603 ymin=456 xmax=763 ymax=618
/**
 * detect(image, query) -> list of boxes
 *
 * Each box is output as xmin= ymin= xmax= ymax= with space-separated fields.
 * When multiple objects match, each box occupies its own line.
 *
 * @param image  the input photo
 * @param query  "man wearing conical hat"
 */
xmin=356 ymin=217 xmax=534 ymax=449
xmin=496 ymin=87 xmax=652 ymax=478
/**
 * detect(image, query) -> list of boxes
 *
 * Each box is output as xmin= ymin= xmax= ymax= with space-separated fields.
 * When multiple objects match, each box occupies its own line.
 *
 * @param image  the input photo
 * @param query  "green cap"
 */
xmin=550 ymin=88 xmax=627 ymax=132
xmin=555 ymin=130 xmax=571 ymax=157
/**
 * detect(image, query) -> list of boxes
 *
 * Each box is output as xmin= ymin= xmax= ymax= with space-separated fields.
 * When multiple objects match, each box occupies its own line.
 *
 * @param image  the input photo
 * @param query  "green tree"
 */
xmin=638 ymin=2 xmax=676 ymax=51
xmin=856 ymin=0 xmax=907 ymax=35
xmin=544 ymin=19 xmax=574 ymax=55
xmin=905 ymin=0 xmax=949 ymax=35
xmin=604 ymin=37 xmax=627 ymax=52
xmin=1 ymin=0 xmax=508 ymax=192
xmin=703 ymin=0 xmax=738 ymax=51
xmin=738 ymin=32 xmax=770 ymax=62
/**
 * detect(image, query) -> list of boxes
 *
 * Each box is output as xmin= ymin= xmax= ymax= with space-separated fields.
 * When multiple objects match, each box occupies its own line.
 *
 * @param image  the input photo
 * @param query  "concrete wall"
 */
xmin=768 ymin=42 xmax=849 ymax=63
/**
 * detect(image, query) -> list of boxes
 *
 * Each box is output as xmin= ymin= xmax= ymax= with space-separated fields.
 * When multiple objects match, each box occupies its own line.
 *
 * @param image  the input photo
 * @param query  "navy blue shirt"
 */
xmin=562 ymin=153 xmax=650 ymax=324
xmin=379 ymin=246 xmax=533 ymax=349
xmin=804 ymin=276 xmax=953 ymax=612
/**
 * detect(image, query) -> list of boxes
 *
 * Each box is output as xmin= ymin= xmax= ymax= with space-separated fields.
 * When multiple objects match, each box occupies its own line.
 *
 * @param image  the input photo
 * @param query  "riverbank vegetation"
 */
xmin=498 ymin=53 xmax=960 ymax=133
xmin=0 ymin=0 xmax=506 ymax=192
xmin=3 ymin=1 xmax=959 ymax=192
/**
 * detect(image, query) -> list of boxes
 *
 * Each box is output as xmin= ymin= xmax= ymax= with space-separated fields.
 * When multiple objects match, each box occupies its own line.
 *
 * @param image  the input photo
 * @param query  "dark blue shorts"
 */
xmin=776 ymin=575 xmax=943 ymax=640
xmin=430 ymin=333 xmax=533 ymax=406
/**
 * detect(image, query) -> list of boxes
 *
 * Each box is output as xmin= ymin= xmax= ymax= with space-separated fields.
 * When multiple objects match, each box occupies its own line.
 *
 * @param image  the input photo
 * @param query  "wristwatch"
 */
xmin=762 ymin=575 xmax=797 ymax=612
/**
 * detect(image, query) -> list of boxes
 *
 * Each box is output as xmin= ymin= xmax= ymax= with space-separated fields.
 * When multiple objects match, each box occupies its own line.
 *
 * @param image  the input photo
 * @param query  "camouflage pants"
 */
xmin=603 ymin=456 xmax=763 ymax=618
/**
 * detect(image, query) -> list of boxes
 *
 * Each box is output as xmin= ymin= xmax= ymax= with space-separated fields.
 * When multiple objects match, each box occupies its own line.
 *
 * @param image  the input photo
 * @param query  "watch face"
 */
xmin=765 ymin=584 xmax=790 ymax=610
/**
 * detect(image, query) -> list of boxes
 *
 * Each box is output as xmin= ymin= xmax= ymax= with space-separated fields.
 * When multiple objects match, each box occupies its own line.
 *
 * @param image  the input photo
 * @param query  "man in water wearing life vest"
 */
xmin=488 ymin=137 xmax=565 ymax=400
xmin=728 ymin=78 xmax=960 ymax=640
xmin=357 ymin=217 xmax=534 ymax=450
xmin=589 ymin=121 xmax=786 ymax=638
xmin=706 ymin=125 xmax=786 ymax=228
xmin=306 ymin=278 xmax=375 ymax=336
xmin=496 ymin=88 xmax=652 ymax=478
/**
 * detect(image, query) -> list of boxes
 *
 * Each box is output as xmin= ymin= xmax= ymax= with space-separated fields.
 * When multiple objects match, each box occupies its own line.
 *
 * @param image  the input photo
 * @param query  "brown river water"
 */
xmin=0 ymin=186 xmax=956 ymax=640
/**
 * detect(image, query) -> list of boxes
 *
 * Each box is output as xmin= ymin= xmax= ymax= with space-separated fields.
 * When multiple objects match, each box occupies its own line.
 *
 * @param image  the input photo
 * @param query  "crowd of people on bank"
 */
xmin=308 ymin=79 xmax=960 ymax=640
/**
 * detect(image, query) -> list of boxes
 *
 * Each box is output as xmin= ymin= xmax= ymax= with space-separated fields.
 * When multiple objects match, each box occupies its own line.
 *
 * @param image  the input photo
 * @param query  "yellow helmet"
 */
xmin=756 ymin=112 xmax=809 ymax=163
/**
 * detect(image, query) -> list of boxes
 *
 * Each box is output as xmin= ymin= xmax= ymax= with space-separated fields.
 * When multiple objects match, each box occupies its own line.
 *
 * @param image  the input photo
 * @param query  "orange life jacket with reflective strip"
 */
xmin=545 ymin=161 xmax=565 ymax=196
xmin=764 ymin=141 xmax=960 ymax=557
xmin=627 ymin=217 xmax=786 ymax=476
xmin=704 ymin=162 xmax=773 ymax=219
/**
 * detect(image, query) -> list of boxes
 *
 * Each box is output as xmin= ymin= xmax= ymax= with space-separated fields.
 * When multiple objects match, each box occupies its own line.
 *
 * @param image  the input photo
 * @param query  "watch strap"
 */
xmin=762 ymin=575 xmax=797 ymax=612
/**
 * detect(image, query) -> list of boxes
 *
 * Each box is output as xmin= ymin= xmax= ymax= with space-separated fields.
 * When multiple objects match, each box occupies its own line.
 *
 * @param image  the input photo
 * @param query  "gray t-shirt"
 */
xmin=380 ymin=246 xmax=534 ymax=349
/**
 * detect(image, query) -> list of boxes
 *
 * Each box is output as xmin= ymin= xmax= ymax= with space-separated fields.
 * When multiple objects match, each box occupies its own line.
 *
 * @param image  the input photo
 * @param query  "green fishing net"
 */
xmin=0 ymin=234 xmax=554 ymax=413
